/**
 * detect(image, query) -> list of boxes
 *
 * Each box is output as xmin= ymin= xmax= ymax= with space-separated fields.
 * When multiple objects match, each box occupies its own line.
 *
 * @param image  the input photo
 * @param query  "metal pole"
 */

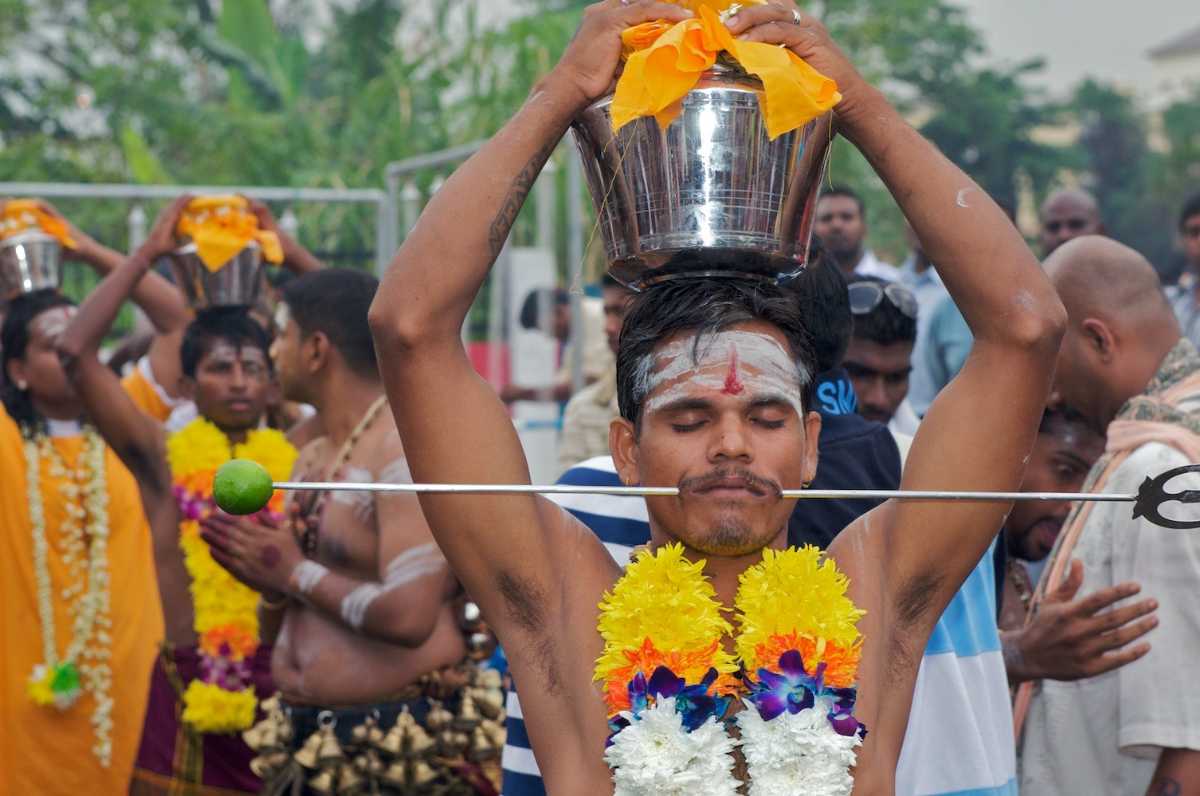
xmin=269 ymin=481 xmax=1142 ymax=503
xmin=127 ymin=204 xmax=147 ymax=250
xmin=400 ymin=182 xmax=421 ymax=238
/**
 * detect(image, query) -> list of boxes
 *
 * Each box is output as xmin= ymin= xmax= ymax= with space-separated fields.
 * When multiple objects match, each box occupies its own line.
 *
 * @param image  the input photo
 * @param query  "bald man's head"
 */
xmin=1047 ymin=236 xmax=1180 ymax=430
xmin=1040 ymin=189 xmax=1104 ymax=256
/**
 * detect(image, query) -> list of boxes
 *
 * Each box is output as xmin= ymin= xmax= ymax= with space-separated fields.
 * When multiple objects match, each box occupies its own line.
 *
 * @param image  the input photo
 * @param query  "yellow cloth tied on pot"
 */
xmin=175 ymin=195 xmax=283 ymax=273
xmin=612 ymin=3 xmax=841 ymax=140
xmin=0 ymin=199 xmax=77 ymax=248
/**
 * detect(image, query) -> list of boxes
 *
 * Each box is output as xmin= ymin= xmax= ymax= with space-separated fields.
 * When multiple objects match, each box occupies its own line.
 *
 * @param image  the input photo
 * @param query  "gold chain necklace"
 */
xmin=298 ymin=394 xmax=389 ymax=556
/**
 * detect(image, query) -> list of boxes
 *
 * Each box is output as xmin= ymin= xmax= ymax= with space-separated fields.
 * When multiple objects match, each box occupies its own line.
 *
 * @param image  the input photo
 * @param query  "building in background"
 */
xmin=1149 ymin=24 xmax=1200 ymax=107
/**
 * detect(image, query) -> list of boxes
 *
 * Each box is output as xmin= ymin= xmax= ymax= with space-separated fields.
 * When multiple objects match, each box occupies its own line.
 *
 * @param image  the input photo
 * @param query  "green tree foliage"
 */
xmin=0 ymin=0 xmax=1192 ymax=276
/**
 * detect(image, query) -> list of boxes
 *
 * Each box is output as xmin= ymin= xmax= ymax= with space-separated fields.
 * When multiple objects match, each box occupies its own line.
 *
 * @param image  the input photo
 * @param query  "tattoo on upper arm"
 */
xmin=1151 ymin=777 xmax=1182 ymax=796
xmin=486 ymin=139 xmax=558 ymax=259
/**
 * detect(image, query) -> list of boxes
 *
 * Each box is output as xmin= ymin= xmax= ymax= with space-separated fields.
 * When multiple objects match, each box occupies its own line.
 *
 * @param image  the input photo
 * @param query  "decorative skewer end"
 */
xmin=213 ymin=459 xmax=275 ymax=516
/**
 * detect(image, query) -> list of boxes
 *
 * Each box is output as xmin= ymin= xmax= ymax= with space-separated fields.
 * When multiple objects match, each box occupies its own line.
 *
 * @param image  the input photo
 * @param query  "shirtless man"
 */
xmin=367 ymin=2 xmax=1066 ymax=791
xmin=201 ymin=269 xmax=498 ymax=794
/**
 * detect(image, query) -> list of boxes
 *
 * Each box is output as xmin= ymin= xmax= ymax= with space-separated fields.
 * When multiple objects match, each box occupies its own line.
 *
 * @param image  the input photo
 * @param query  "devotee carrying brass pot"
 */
xmin=0 ymin=200 xmax=70 ymax=298
xmin=573 ymin=49 xmax=836 ymax=288
xmin=171 ymin=195 xmax=283 ymax=308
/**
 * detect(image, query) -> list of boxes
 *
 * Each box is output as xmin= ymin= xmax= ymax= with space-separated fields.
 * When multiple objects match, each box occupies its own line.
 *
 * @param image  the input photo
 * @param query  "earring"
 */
xmin=16 ymin=380 xmax=28 ymax=391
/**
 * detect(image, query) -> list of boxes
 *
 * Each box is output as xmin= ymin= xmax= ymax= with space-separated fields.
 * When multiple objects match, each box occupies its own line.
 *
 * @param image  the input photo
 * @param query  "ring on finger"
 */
xmin=792 ymin=8 xmax=802 ymax=24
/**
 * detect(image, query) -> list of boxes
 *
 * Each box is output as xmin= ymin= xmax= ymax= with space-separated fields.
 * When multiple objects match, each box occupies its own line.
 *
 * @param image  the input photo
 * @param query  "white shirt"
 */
xmin=1019 ymin=439 xmax=1200 ymax=795
xmin=853 ymin=250 xmax=902 ymax=282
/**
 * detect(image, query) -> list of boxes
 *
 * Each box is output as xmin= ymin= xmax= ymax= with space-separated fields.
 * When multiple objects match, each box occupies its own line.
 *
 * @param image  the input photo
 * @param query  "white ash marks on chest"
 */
xmin=331 ymin=465 xmax=376 ymax=524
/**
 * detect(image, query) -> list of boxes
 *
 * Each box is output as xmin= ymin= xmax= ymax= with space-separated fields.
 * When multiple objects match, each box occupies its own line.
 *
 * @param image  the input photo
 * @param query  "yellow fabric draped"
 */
xmin=611 ymin=5 xmax=841 ymax=140
xmin=0 ymin=403 xmax=164 ymax=794
xmin=176 ymin=195 xmax=283 ymax=273
xmin=0 ymin=199 xmax=78 ymax=248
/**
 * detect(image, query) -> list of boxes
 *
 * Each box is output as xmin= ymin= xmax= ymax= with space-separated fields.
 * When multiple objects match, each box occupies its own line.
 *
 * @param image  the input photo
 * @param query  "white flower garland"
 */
xmin=605 ymin=698 xmax=861 ymax=796
xmin=24 ymin=427 xmax=114 ymax=766
xmin=605 ymin=698 xmax=741 ymax=796
xmin=736 ymin=698 xmax=861 ymax=796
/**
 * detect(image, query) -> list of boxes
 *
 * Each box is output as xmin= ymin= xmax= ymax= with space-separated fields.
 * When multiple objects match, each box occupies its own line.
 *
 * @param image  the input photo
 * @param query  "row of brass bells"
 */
xmin=293 ymin=724 xmax=344 ymax=769
xmin=307 ymin=762 xmax=365 ymax=795
xmin=375 ymin=707 xmax=436 ymax=759
xmin=381 ymin=760 xmax=438 ymax=789
xmin=351 ymin=714 xmax=384 ymax=748
xmin=468 ymin=719 xmax=505 ymax=762
xmin=439 ymin=729 xmax=470 ymax=757
xmin=454 ymin=694 xmax=481 ymax=731
xmin=469 ymin=686 xmax=504 ymax=721
xmin=425 ymin=701 xmax=454 ymax=733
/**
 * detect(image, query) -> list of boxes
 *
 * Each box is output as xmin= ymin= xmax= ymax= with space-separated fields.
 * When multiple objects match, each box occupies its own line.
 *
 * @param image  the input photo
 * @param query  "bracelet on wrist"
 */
xmin=260 ymin=592 xmax=289 ymax=611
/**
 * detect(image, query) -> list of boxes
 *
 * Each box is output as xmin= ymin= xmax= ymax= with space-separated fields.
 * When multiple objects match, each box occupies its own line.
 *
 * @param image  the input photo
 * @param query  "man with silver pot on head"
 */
xmin=369 ymin=1 xmax=1066 ymax=793
xmin=0 ymin=199 xmax=190 ymax=793
xmin=56 ymin=195 xmax=290 ymax=794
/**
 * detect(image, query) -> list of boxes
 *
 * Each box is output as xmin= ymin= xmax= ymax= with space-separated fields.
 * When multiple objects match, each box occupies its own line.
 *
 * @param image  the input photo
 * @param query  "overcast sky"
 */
xmin=478 ymin=1 xmax=1197 ymax=96
xmin=958 ymin=0 xmax=1195 ymax=96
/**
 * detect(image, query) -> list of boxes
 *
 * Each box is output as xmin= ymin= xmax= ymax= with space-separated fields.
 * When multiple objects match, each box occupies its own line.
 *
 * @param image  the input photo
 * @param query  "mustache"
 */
xmin=677 ymin=467 xmax=783 ymax=499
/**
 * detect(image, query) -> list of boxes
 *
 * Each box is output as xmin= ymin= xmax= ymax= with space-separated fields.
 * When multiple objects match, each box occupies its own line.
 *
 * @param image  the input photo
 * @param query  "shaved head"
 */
xmin=1040 ymin=189 xmax=1103 ymax=256
xmin=1046 ymin=236 xmax=1170 ymax=328
xmin=1046 ymin=236 xmax=1180 ymax=430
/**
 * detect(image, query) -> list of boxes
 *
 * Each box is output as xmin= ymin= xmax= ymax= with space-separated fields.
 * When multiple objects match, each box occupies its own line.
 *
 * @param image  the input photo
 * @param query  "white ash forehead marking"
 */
xmin=637 ymin=330 xmax=809 ymax=416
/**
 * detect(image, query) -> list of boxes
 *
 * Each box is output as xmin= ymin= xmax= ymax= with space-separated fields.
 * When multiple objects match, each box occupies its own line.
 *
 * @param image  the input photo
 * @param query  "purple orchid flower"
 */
xmin=747 ymin=649 xmax=867 ymax=738
xmin=606 ymin=665 xmax=731 ymax=745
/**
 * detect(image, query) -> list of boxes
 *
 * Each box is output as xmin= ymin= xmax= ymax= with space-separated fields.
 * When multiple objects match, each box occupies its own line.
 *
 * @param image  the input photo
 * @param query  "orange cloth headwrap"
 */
xmin=0 ymin=200 xmax=77 ymax=248
xmin=611 ymin=4 xmax=841 ymax=140
xmin=176 ymin=195 xmax=284 ymax=273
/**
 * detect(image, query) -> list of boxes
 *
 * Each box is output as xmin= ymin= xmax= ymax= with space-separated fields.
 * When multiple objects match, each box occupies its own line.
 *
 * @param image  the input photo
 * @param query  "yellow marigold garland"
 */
xmin=169 ymin=418 xmax=297 ymax=733
xmin=595 ymin=543 xmax=865 ymax=716
xmin=735 ymin=545 xmax=864 ymax=679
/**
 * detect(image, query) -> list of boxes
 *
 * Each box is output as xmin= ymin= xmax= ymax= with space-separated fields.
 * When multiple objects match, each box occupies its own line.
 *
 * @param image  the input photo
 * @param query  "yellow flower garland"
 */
xmin=595 ymin=543 xmax=864 ymax=715
xmin=168 ymin=418 xmax=297 ymax=733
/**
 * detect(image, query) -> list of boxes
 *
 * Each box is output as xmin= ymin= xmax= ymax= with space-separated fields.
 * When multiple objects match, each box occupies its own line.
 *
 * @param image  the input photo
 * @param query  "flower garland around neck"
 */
xmin=168 ymin=417 xmax=297 ymax=733
xmin=24 ymin=424 xmax=116 ymax=766
xmin=596 ymin=544 xmax=866 ymax=796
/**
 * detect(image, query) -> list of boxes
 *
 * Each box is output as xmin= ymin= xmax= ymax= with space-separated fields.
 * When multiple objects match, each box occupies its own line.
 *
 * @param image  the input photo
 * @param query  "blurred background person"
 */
xmin=556 ymin=275 xmax=635 ymax=472
xmin=813 ymin=185 xmax=900 ymax=281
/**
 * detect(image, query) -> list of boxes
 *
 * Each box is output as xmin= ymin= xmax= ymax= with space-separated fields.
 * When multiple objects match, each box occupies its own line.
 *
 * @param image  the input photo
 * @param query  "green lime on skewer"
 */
xmin=213 ymin=459 xmax=275 ymax=515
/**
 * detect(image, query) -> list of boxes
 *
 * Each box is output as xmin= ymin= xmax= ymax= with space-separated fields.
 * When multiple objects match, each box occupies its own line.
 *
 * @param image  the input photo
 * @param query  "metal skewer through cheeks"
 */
xmin=212 ymin=462 xmax=1200 ymax=530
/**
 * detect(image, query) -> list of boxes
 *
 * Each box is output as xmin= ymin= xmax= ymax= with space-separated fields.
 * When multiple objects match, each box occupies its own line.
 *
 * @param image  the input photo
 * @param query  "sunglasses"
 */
xmin=848 ymin=281 xmax=918 ymax=320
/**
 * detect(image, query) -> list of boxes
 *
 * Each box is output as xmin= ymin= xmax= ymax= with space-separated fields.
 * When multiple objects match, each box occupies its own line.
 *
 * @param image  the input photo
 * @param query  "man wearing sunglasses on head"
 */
xmin=844 ymin=277 xmax=921 ymax=447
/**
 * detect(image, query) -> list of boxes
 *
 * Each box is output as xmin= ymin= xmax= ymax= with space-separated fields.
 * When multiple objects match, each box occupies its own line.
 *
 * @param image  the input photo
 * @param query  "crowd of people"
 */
xmin=3 ymin=2 xmax=1200 ymax=795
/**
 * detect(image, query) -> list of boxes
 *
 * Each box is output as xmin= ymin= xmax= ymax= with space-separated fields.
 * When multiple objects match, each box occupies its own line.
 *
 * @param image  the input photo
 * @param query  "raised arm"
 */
xmin=42 ymin=198 xmax=193 ymax=401
xmin=368 ymin=2 xmax=693 ymax=641
xmin=245 ymin=198 xmax=325 ymax=275
xmin=732 ymin=7 xmax=1065 ymax=627
xmin=55 ymin=197 xmax=192 ymax=490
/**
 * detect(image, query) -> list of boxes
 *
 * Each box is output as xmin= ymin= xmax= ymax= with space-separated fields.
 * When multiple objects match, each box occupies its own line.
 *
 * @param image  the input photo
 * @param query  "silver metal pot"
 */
xmin=571 ymin=63 xmax=833 ymax=288
xmin=0 ymin=229 xmax=63 ymax=298
xmin=171 ymin=241 xmax=267 ymax=308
